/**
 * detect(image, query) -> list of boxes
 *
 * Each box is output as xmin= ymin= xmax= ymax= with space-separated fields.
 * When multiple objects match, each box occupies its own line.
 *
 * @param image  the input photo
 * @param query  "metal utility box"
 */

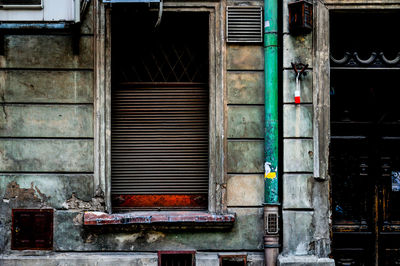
xmin=288 ymin=0 xmax=313 ymax=35
xmin=0 ymin=0 xmax=80 ymax=23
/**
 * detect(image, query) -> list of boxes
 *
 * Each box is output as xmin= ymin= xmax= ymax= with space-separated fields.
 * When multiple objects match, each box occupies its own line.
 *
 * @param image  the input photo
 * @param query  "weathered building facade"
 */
xmin=0 ymin=0 xmax=399 ymax=265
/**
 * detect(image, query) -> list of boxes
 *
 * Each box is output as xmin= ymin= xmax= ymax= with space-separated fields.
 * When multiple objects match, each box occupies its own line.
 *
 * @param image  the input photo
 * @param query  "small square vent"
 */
xmin=226 ymin=6 xmax=263 ymax=43
xmin=12 ymin=209 xmax=53 ymax=250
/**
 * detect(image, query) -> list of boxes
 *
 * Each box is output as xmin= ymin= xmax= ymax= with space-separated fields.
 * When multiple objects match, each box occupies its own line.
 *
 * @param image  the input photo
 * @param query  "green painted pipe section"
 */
xmin=264 ymin=0 xmax=279 ymax=205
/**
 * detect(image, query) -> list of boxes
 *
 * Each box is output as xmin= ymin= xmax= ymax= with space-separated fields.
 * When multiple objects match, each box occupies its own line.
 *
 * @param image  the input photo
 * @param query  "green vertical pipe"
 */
xmin=264 ymin=0 xmax=279 ymax=205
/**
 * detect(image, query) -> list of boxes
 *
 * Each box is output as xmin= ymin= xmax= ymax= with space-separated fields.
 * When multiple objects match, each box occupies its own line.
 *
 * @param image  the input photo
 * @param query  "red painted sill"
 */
xmin=84 ymin=211 xmax=235 ymax=226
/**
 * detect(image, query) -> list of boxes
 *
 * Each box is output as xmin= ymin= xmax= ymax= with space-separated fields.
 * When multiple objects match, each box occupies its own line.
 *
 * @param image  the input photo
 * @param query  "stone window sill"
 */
xmin=83 ymin=211 xmax=235 ymax=229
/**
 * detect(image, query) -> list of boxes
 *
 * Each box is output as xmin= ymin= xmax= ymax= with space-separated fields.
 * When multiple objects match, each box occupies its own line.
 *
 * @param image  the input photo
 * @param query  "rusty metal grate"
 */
xmin=226 ymin=6 xmax=263 ymax=43
xmin=12 ymin=209 xmax=53 ymax=250
xmin=266 ymin=213 xmax=278 ymax=234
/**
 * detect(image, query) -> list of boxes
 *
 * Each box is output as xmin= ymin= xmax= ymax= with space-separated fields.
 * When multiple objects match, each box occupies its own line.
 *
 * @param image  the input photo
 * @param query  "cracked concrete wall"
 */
xmin=280 ymin=0 xmax=333 ymax=264
xmin=0 ymin=0 xmax=96 ymax=254
xmin=0 ymin=0 xmax=267 ymax=259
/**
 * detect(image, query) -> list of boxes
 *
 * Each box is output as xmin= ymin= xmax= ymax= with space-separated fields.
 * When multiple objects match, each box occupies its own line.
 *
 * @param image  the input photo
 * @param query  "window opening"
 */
xmin=111 ymin=8 xmax=209 ymax=210
xmin=219 ymin=255 xmax=247 ymax=266
xmin=158 ymin=251 xmax=195 ymax=266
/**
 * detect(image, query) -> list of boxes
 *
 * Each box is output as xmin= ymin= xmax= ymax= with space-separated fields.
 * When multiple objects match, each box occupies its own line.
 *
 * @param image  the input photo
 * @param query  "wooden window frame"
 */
xmin=93 ymin=1 xmax=226 ymax=214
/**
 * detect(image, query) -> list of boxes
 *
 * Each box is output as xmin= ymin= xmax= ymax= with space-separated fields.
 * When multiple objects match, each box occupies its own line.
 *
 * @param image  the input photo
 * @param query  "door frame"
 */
xmin=312 ymin=0 xmax=400 ymax=261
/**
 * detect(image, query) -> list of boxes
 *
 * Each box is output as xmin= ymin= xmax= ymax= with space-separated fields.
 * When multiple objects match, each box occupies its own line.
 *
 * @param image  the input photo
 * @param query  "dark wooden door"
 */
xmin=329 ymin=11 xmax=400 ymax=265
xmin=330 ymin=70 xmax=400 ymax=266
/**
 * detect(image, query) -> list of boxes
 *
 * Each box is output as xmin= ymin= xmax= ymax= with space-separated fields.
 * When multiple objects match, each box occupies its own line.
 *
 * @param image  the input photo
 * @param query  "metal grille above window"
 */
xmin=113 ymin=9 xmax=208 ymax=83
xmin=226 ymin=6 xmax=263 ymax=43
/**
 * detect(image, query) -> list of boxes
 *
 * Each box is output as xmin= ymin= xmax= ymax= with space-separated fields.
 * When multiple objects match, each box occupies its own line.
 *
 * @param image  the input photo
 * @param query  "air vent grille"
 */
xmin=226 ymin=6 xmax=263 ymax=43
xmin=266 ymin=213 xmax=279 ymax=234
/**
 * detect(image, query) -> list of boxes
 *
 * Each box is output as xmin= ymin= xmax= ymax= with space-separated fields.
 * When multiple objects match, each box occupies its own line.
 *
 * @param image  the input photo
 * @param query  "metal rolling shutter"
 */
xmin=111 ymin=82 xmax=209 ymax=210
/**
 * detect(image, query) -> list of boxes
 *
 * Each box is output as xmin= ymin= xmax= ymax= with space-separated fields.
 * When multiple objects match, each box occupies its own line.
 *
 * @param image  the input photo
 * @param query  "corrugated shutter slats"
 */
xmin=111 ymin=83 xmax=209 ymax=196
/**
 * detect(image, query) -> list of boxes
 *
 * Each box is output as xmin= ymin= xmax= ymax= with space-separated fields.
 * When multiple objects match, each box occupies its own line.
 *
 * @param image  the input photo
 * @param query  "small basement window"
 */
xmin=219 ymin=255 xmax=247 ymax=266
xmin=158 ymin=251 xmax=195 ymax=266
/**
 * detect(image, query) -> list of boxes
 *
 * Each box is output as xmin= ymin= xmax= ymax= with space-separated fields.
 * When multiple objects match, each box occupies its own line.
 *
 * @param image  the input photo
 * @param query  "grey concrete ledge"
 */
xmin=1 ymin=252 xmax=264 ymax=266
xmin=278 ymin=255 xmax=335 ymax=266
xmin=0 ymin=253 xmax=158 ymax=266
xmin=84 ymin=211 xmax=235 ymax=229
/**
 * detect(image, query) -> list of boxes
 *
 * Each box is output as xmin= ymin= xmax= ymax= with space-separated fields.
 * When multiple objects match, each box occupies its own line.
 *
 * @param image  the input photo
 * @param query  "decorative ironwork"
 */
xmin=119 ymin=42 xmax=208 ymax=83
xmin=112 ymin=11 xmax=208 ymax=83
xmin=331 ymin=52 xmax=400 ymax=68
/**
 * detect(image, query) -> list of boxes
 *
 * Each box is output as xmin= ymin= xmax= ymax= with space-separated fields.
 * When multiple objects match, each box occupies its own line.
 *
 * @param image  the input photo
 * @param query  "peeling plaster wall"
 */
xmin=281 ymin=0 xmax=320 ymax=258
xmin=225 ymin=0 xmax=265 ymax=245
xmin=280 ymin=0 xmax=334 ymax=264
xmin=0 ymin=0 xmax=267 ymax=260
xmin=0 ymin=2 xmax=96 ymax=254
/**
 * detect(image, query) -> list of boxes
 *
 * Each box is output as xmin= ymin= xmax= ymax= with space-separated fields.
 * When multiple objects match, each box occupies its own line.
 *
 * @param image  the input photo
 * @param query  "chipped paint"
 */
xmin=84 ymin=211 xmax=235 ymax=226
xmin=73 ymin=213 xmax=84 ymax=225
xmin=63 ymin=188 xmax=104 ymax=211
xmin=3 ymin=181 xmax=50 ymax=203
xmin=115 ymin=233 xmax=141 ymax=244
xmin=146 ymin=232 xmax=165 ymax=243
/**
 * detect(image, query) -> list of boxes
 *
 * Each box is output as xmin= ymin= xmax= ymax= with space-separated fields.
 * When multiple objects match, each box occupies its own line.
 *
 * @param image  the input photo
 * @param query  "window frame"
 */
xmin=93 ymin=1 xmax=226 ymax=214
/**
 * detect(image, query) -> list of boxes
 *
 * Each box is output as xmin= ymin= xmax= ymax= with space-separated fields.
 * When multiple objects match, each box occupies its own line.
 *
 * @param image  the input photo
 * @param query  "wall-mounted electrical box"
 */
xmin=0 ymin=0 xmax=81 ymax=23
xmin=288 ymin=0 xmax=313 ymax=35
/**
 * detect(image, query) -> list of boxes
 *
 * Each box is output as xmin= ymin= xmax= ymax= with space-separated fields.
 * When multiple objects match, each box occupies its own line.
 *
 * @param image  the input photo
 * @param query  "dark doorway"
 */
xmin=330 ymin=11 xmax=400 ymax=266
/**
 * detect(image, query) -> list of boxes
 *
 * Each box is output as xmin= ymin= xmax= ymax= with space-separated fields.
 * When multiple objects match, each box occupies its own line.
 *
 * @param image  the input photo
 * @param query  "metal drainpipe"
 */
xmin=263 ymin=0 xmax=280 ymax=265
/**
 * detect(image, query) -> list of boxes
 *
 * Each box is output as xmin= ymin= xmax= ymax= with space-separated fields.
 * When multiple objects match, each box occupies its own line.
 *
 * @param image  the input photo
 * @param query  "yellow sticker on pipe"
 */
xmin=265 ymin=172 xmax=276 ymax=179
